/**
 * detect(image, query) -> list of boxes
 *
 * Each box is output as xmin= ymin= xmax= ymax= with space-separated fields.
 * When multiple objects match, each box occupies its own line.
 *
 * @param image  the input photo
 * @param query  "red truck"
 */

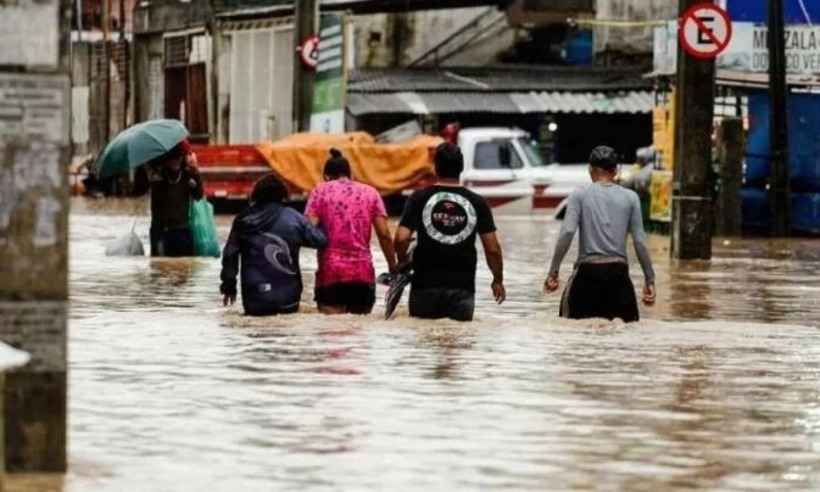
xmin=193 ymin=144 xmax=274 ymax=202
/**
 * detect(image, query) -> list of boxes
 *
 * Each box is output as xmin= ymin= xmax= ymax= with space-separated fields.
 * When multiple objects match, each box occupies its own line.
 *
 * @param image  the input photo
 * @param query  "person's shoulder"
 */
xmin=569 ymin=184 xmax=592 ymax=200
xmin=357 ymin=181 xmax=381 ymax=197
xmin=617 ymin=185 xmax=641 ymax=202
xmin=309 ymin=182 xmax=327 ymax=196
xmin=461 ymin=187 xmax=491 ymax=208
xmin=455 ymin=186 xmax=479 ymax=199
xmin=279 ymin=205 xmax=302 ymax=220
xmin=407 ymin=186 xmax=434 ymax=201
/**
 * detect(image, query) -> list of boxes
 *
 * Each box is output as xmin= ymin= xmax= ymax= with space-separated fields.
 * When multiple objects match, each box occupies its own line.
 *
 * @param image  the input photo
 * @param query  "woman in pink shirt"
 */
xmin=305 ymin=149 xmax=397 ymax=314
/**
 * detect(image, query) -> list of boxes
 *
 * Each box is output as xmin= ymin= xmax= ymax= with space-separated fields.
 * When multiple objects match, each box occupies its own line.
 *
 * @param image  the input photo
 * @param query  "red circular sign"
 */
xmin=679 ymin=3 xmax=733 ymax=60
xmin=299 ymin=35 xmax=320 ymax=70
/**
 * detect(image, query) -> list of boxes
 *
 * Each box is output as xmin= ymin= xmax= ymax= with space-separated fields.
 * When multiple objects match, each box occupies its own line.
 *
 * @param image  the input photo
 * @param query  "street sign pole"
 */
xmin=768 ymin=0 xmax=790 ymax=237
xmin=672 ymin=1 xmax=728 ymax=260
xmin=293 ymin=0 xmax=319 ymax=133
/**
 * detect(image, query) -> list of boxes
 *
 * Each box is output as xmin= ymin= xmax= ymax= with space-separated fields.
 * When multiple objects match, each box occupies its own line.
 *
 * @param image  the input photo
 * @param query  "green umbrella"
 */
xmin=95 ymin=119 xmax=189 ymax=178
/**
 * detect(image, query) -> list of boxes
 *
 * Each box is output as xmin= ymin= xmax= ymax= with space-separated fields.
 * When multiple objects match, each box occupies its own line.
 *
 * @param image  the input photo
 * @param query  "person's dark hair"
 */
xmin=165 ymin=142 xmax=187 ymax=162
xmin=251 ymin=173 xmax=288 ymax=205
xmin=147 ymin=142 xmax=186 ymax=169
xmin=589 ymin=145 xmax=619 ymax=171
xmin=434 ymin=142 xmax=464 ymax=179
xmin=323 ymin=148 xmax=352 ymax=180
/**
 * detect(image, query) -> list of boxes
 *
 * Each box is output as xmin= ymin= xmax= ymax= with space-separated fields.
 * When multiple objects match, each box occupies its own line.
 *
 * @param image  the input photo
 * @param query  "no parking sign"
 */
xmin=679 ymin=3 xmax=733 ymax=60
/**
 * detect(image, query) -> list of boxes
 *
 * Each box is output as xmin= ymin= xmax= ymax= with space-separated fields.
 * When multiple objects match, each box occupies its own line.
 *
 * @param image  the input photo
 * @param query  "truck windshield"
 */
xmin=516 ymin=139 xmax=547 ymax=167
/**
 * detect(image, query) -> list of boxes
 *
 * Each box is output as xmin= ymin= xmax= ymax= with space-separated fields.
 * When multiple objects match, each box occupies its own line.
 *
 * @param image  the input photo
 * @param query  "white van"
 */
xmin=457 ymin=127 xmax=590 ymax=212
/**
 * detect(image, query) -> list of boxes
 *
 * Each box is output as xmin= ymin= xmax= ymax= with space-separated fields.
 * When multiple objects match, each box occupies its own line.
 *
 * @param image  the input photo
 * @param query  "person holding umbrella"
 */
xmin=132 ymin=142 xmax=203 ymax=256
xmin=95 ymin=119 xmax=203 ymax=257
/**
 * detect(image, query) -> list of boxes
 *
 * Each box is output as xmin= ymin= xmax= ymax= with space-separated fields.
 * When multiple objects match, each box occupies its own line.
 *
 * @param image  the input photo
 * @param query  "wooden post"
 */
xmin=768 ymin=0 xmax=790 ymax=236
xmin=120 ymin=0 xmax=129 ymax=130
xmin=671 ymin=0 xmax=716 ymax=260
xmin=715 ymin=117 xmax=744 ymax=236
xmin=293 ymin=0 xmax=318 ymax=132
xmin=103 ymin=0 xmax=112 ymax=140
xmin=0 ymin=0 xmax=72 ymax=472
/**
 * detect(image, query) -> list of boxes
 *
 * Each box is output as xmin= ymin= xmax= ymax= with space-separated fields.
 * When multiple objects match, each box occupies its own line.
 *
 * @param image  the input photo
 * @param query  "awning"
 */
xmin=347 ymin=91 xmax=654 ymax=116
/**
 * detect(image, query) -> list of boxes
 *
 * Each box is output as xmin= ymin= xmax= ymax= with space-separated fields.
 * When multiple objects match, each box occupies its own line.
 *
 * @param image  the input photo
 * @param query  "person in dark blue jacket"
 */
xmin=220 ymin=174 xmax=327 ymax=316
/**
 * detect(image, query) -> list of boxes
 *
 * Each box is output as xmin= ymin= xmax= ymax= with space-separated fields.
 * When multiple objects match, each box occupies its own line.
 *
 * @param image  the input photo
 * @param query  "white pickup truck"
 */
xmin=456 ymin=127 xmax=590 ymax=212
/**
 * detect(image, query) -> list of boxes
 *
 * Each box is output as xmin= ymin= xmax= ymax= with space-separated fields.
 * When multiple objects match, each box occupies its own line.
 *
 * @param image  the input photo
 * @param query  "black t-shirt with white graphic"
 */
xmin=399 ymin=185 xmax=496 ymax=292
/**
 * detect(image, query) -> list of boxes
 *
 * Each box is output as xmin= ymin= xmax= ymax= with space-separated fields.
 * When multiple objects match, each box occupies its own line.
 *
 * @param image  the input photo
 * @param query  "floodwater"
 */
xmin=9 ymin=197 xmax=820 ymax=491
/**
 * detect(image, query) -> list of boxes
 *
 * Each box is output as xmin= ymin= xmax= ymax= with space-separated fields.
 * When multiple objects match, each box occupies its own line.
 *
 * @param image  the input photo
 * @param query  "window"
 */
xmin=474 ymin=141 xmax=523 ymax=170
xmin=516 ymin=138 xmax=548 ymax=167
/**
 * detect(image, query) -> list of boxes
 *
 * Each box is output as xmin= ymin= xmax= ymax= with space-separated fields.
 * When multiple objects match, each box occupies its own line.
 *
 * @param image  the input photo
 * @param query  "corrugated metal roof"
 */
xmin=349 ymin=67 xmax=653 ymax=94
xmin=347 ymin=91 xmax=654 ymax=116
xmin=532 ymin=91 xmax=654 ymax=114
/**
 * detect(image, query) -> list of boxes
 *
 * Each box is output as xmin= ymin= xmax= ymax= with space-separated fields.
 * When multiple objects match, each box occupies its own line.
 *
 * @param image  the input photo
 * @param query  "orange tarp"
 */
xmin=255 ymin=132 xmax=441 ymax=195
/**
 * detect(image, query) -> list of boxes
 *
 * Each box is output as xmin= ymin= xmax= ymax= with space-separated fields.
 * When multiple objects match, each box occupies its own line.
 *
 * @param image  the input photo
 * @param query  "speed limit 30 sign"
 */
xmin=679 ymin=3 xmax=733 ymax=60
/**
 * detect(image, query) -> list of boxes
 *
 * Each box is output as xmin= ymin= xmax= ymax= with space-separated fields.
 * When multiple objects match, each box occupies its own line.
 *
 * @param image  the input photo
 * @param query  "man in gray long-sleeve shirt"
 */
xmin=545 ymin=146 xmax=656 ymax=322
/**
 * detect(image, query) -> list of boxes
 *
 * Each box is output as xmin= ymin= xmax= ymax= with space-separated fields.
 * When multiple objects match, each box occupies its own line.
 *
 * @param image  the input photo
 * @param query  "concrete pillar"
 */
xmin=0 ymin=0 xmax=71 ymax=472
xmin=671 ymin=0 xmax=716 ymax=260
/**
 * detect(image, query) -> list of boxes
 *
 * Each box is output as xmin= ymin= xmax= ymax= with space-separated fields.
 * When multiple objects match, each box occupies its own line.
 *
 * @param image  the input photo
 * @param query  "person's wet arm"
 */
xmin=548 ymin=194 xmax=580 ymax=278
xmin=304 ymin=190 xmax=321 ymax=226
xmin=394 ymin=226 xmax=413 ymax=266
xmin=220 ymin=220 xmax=241 ymax=305
xmin=630 ymin=194 xmax=656 ymax=301
xmin=300 ymin=217 xmax=327 ymax=249
xmin=374 ymin=216 xmax=397 ymax=274
xmin=187 ymin=162 xmax=204 ymax=200
xmin=394 ymin=193 xmax=419 ymax=266
xmin=475 ymin=198 xmax=504 ymax=303
xmin=480 ymin=232 xmax=505 ymax=303
xmin=132 ymin=166 xmax=150 ymax=197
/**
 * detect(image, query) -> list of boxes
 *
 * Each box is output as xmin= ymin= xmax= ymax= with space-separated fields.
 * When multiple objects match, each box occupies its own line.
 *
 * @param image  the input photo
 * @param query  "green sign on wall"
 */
xmin=310 ymin=14 xmax=346 ymax=134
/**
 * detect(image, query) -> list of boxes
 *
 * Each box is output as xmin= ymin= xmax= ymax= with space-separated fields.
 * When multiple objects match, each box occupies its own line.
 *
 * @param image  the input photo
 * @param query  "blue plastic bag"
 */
xmin=188 ymin=199 xmax=221 ymax=258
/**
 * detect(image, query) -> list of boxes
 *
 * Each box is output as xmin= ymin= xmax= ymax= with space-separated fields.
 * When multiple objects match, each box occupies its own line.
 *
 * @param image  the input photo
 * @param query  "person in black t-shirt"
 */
xmin=394 ymin=143 xmax=505 ymax=321
xmin=133 ymin=142 xmax=203 ymax=257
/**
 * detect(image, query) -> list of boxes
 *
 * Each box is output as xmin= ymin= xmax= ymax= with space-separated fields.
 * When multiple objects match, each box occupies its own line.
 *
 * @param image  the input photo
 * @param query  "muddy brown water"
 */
xmin=9 ymin=198 xmax=820 ymax=491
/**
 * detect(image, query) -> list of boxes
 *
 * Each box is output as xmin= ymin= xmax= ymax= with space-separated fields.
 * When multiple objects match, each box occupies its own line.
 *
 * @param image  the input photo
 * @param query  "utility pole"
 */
xmin=671 ymin=0 xmax=716 ymax=260
xmin=293 ymin=0 xmax=318 ymax=132
xmin=0 ymin=0 xmax=72 ymax=471
xmin=768 ymin=0 xmax=790 ymax=236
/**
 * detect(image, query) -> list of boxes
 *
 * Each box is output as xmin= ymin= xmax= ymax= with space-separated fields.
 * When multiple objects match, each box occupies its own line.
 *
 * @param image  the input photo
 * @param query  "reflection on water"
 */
xmin=9 ymin=198 xmax=820 ymax=491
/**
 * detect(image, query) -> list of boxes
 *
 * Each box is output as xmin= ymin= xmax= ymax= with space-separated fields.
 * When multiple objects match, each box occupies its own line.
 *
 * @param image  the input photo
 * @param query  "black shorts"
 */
xmin=560 ymin=262 xmax=639 ymax=322
xmin=315 ymin=282 xmax=376 ymax=315
xmin=409 ymin=287 xmax=475 ymax=322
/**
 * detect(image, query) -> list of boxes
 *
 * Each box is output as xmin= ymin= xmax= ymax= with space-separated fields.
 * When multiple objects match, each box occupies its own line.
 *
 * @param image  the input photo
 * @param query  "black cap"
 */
xmin=589 ymin=145 xmax=619 ymax=170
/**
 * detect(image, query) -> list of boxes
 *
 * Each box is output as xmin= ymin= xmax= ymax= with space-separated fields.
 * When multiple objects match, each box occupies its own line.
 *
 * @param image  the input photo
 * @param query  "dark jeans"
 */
xmin=560 ymin=262 xmax=639 ymax=323
xmin=244 ymin=303 xmax=299 ymax=317
xmin=409 ymin=287 xmax=475 ymax=322
xmin=150 ymin=226 xmax=194 ymax=257
xmin=241 ymin=283 xmax=301 ymax=317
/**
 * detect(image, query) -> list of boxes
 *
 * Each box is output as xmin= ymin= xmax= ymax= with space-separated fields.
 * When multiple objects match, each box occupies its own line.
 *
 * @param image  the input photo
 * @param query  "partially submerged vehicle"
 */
xmin=195 ymin=127 xmax=594 ymax=213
